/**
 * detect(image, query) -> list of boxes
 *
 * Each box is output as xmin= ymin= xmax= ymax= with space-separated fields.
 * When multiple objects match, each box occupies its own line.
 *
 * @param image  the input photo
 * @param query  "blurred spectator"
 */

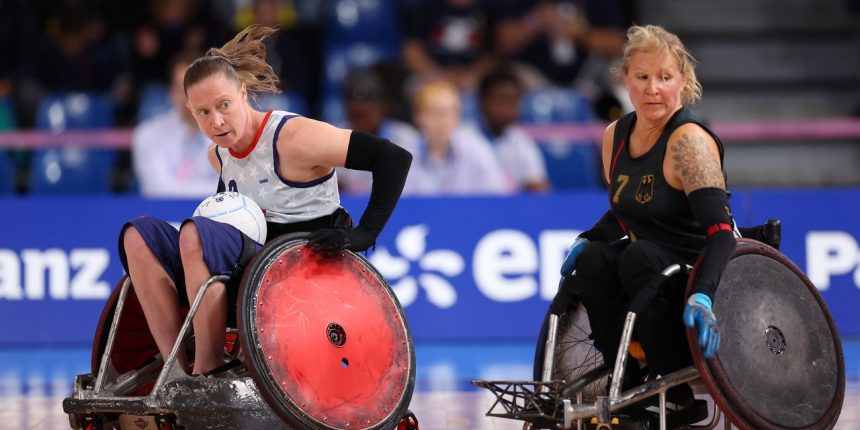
xmin=234 ymin=0 xmax=323 ymax=115
xmin=130 ymin=0 xmax=229 ymax=89
xmin=0 ymin=1 xmax=14 ymax=100
xmin=495 ymin=0 xmax=629 ymax=87
xmin=405 ymin=79 xmax=509 ymax=195
xmin=337 ymin=69 xmax=420 ymax=194
xmin=847 ymin=0 xmax=860 ymax=116
xmin=0 ymin=97 xmax=16 ymax=194
xmin=0 ymin=0 xmax=41 ymax=104
xmin=3 ymin=0 xmax=130 ymax=127
xmin=478 ymin=67 xmax=550 ymax=192
xmin=35 ymin=2 xmax=123 ymax=95
xmin=402 ymin=0 xmax=499 ymax=91
xmin=494 ymin=0 xmax=632 ymax=119
xmin=132 ymin=51 xmax=218 ymax=198
xmin=369 ymin=61 xmax=414 ymax=124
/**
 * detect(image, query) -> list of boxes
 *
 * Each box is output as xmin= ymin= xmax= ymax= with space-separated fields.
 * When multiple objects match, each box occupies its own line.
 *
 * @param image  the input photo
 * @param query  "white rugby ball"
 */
xmin=193 ymin=192 xmax=267 ymax=244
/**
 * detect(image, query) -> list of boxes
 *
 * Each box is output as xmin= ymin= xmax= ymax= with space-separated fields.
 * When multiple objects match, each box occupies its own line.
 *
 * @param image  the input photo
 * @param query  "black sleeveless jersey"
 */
xmin=608 ymin=108 xmax=725 ymax=262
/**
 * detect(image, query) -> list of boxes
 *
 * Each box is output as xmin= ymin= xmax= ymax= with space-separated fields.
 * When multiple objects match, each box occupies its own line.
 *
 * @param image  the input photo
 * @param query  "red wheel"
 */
xmin=686 ymin=239 xmax=844 ymax=430
xmin=91 ymin=276 xmax=160 ymax=395
xmin=239 ymin=233 xmax=415 ymax=430
xmin=91 ymin=276 xmax=240 ymax=395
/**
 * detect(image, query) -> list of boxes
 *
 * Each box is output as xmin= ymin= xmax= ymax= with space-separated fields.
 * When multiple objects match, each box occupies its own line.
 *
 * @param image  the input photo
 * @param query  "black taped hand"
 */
xmin=307 ymin=226 xmax=376 ymax=254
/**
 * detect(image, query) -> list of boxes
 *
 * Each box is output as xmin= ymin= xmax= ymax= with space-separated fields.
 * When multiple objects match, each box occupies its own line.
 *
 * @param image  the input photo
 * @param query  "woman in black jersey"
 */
xmin=555 ymin=25 xmax=737 ymax=425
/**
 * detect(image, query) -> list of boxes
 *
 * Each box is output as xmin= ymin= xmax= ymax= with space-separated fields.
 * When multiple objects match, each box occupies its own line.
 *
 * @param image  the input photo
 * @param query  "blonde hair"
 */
xmin=411 ymin=79 xmax=460 ymax=112
xmin=620 ymin=25 xmax=702 ymax=105
xmin=184 ymin=25 xmax=281 ymax=98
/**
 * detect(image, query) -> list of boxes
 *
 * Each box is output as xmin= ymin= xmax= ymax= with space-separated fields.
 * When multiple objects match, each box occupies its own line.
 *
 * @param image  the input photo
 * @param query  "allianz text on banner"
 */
xmin=0 ymin=189 xmax=858 ymax=344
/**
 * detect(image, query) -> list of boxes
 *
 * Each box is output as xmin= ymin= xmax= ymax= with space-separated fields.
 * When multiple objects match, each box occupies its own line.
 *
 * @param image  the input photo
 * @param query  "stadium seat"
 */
xmin=0 ymin=151 xmax=14 ymax=195
xmin=519 ymin=87 xmax=595 ymax=124
xmin=323 ymin=0 xmax=401 ymax=49
xmin=518 ymin=88 xmax=601 ymax=189
xmin=251 ymin=92 xmax=309 ymax=116
xmin=31 ymin=92 xmax=116 ymax=195
xmin=30 ymin=147 xmax=115 ymax=195
xmin=537 ymin=140 xmax=602 ymax=189
xmin=320 ymin=0 xmax=402 ymax=123
xmin=0 ymin=98 xmax=18 ymax=194
xmin=36 ymin=92 xmax=113 ymax=131
xmin=136 ymin=83 xmax=171 ymax=122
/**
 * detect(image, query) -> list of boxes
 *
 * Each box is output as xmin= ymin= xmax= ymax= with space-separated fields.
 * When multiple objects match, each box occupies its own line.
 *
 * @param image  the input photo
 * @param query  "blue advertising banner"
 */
xmin=0 ymin=189 xmax=857 ymax=345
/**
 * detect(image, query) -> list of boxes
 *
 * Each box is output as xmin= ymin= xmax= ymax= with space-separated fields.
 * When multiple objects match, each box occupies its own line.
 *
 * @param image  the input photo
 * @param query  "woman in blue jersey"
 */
xmin=552 ymin=25 xmax=741 ymax=426
xmin=118 ymin=25 xmax=412 ymax=376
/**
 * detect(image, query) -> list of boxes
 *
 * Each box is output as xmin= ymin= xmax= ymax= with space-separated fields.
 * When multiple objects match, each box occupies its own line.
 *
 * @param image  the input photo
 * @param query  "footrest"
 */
xmin=470 ymin=380 xmax=565 ymax=427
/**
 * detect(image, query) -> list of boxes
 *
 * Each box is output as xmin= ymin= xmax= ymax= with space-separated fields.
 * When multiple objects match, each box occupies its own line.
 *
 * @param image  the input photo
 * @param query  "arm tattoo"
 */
xmin=670 ymin=133 xmax=725 ymax=192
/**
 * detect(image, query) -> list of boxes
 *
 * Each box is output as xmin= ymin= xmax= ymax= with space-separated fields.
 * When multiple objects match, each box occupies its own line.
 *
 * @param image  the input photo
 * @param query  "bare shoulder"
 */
xmin=276 ymin=115 xmax=352 ymax=168
xmin=278 ymin=116 xmax=349 ymax=142
xmin=601 ymin=120 xmax=618 ymax=183
xmin=275 ymin=115 xmax=312 ymax=142
xmin=603 ymin=120 xmax=618 ymax=142
xmin=667 ymin=123 xmax=725 ymax=193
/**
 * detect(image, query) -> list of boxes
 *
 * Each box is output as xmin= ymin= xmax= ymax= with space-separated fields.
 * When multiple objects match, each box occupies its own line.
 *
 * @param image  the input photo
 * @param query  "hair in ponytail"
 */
xmin=184 ymin=25 xmax=281 ymax=98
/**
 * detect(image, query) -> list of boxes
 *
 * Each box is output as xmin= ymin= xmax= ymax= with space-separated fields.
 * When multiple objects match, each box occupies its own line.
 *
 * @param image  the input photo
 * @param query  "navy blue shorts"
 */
xmin=118 ymin=215 xmax=260 ymax=316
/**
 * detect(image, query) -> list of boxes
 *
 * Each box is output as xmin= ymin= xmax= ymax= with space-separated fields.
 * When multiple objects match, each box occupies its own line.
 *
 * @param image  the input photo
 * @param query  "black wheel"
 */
xmin=533 ymin=302 xmax=606 ymax=402
xmin=687 ymin=239 xmax=845 ymax=430
xmin=238 ymin=233 xmax=416 ymax=430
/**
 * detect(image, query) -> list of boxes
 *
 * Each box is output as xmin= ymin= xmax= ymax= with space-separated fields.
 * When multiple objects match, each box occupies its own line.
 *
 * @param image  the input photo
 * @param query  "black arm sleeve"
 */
xmin=687 ymin=187 xmax=737 ymax=299
xmin=578 ymin=209 xmax=626 ymax=242
xmin=344 ymin=131 xmax=413 ymax=240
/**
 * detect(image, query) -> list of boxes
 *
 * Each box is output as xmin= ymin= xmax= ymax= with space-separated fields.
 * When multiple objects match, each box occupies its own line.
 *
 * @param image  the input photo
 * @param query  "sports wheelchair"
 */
xmin=473 ymin=236 xmax=845 ymax=430
xmin=63 ymin=233 xmax=419 ymax=430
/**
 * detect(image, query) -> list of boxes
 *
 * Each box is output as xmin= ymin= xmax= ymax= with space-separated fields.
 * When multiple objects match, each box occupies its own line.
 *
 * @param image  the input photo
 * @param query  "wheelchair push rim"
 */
xmin=687 ymin=239 xmax=845 ymax=430
xmin=239 ymin=233 xmax=416 ymax=430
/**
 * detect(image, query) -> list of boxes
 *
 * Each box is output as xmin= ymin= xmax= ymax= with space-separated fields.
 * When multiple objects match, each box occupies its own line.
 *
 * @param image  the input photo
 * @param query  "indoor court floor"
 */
xmin=1 ymin=341 xmax=857 ymax=429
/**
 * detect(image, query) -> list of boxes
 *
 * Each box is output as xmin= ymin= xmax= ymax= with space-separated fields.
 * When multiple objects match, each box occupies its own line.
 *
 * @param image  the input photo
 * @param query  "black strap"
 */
xmin=266 ymin=207 xmax=354 ymax=241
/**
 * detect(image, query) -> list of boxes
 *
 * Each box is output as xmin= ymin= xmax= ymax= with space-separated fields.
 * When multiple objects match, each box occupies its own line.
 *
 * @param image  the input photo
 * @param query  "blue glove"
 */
xmin=560 ymin=238 xmax=590 ymax=276
xmin=683 ymin=293 xmax=721 ymax=359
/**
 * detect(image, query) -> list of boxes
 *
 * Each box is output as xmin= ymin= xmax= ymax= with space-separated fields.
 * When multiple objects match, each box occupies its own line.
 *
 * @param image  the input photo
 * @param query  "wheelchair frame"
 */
xmin=474 ymin=239 xmax=845 ymax=430
xmin=64 ymin=234 xmax=418 ymax=430
xmin=475 ymin=264 xmax=721 ymax=430
xmin=64 ymin=274 xmax=292 ymax=429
